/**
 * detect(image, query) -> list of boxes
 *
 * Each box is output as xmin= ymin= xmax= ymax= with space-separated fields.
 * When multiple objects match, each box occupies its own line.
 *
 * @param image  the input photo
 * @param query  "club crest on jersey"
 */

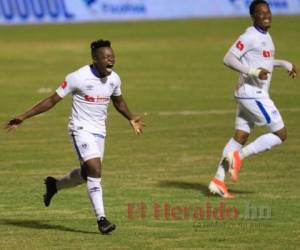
xmin=262 ymin=50 xmax=272 ymax=58
xmin=80 ymin=143 xmax=89 ymax=153
xmin=271 ymin=110 xmax=279 ymax=118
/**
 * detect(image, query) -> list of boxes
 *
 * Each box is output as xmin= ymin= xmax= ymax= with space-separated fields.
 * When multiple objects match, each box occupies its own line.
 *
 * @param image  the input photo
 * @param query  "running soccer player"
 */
xmin=5 ymin=39 xmax=144 ymax=234
xmin=208 ymin=0 xmax=297 ymax=198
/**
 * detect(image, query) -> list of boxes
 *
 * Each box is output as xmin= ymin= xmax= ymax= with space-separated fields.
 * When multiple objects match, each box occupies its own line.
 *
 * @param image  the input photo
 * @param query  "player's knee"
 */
xmin=88 ymin=167 xmax=101 ymax=178
xmin=274 ymin=129 xmax=287 ymax=142
xmin=82 ymin=162 xmax=101 ymax=178
xmin=234 ymin=131 xmax=249 ymax=145
xmin=279 ymin=132 xmax=287 ymax=142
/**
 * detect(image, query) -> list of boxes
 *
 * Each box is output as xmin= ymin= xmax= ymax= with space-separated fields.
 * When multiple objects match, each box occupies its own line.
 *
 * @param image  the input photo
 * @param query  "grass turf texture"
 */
xmin=0 ymin=17 xmax=299 ymax=249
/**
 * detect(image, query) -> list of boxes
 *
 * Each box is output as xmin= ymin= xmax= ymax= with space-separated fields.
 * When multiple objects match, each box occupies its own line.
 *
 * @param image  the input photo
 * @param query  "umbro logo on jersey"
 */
xmin=86 ymin=85 xmax=94 ymax=90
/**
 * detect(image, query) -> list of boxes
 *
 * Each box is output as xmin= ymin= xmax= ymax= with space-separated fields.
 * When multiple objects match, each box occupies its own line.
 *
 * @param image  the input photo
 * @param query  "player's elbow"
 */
xmin=223 ymin=52 xmax=231 ymax=67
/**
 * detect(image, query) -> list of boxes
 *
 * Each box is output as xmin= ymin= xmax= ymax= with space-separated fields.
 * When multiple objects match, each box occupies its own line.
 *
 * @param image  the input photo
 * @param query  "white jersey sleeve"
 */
xmin=56 ymin=73 xmax=77 ymax=98
xmin=112 ymin=73 xmax=122 ymax=96
xmin=229 ymin=32 xmax=255 ymax=59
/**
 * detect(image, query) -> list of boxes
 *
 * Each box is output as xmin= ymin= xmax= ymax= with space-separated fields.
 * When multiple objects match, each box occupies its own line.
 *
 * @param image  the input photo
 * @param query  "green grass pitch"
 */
xmin=0 ymin=16 xmax=300 ymax=249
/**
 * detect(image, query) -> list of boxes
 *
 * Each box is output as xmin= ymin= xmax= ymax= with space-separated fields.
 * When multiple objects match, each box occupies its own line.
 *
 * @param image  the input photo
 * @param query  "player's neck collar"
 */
xmin=90 ymin=64 xmax=106 ymax=78
xmin=254 ymin=25 xmax=267 ymax=34
xmin=90 ymin=64 xmax=100 ymax=78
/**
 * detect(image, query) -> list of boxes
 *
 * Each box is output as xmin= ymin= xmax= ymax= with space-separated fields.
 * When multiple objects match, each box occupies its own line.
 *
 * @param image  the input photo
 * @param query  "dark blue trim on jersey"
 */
xmin=90 ymin=65 xmax=100 ymax=78
xmin=255 ymin=100 xmax=271 ymax=124
xmin=92 ymin=133 xmax=105 ymax=139
xmin=254 ymin=25 xmax=267 ymax=34
xmin=71 ymin=133 xmax=83 ymax=161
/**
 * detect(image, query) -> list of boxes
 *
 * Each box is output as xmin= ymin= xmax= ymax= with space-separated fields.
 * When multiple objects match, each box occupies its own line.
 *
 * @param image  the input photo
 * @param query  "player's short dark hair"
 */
xmin=249 ymin=0 xmax=269 ymax=16
xmin=91 ymin=39 xmax=111 ymax=57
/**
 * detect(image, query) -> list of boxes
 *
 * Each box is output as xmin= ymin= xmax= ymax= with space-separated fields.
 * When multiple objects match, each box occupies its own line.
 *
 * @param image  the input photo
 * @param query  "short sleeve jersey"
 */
xmin=56 ymin=65 xmax=122 ymax=135
xmin=229 ymin=26 xmax=275 ymax=98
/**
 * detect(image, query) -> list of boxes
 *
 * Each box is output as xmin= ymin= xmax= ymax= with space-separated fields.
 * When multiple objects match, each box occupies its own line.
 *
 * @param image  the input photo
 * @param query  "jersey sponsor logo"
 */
xmin=60 ymin=80 xmax=67 ymax=89
xmin=236 ymin=40 xmax=244 ymax=51
xmin=84 ymin=95 xmax=110 ymax=103
xmin=262 ymin=50 xmax=271 ymax=58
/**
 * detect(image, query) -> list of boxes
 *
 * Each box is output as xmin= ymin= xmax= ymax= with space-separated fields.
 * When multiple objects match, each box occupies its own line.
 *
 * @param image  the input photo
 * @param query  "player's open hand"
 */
xmin=129 ymin=116 xmax=145 ymax=135
xmin=288 ymin=64 xmax=297 ymax=78
xmin=4 ymin=118 xmax=23 ymax=132
xmin=257 ymin=67 xmax=270 ymax=80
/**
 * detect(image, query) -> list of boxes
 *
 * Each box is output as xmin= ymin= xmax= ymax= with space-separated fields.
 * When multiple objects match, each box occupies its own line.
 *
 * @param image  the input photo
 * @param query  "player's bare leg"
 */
xmin=43 ymin=168 xmax=86 ymax=207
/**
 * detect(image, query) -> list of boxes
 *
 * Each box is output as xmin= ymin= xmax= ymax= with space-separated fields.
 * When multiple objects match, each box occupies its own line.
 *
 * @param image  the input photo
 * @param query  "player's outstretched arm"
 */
xmin=223 ymin=51 xmax=269 ymax=80
xmin=111 ymin=95 xmax=144 ymax=135
xmin=5 ymin=92 xmax=62 ymax=131
xmin=288 ymin=64 xmax=297 ymax=78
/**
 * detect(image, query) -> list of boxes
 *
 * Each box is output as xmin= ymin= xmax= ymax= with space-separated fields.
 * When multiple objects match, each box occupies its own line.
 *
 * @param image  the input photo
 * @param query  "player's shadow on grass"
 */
xmin=159 ymin=180 xmax=255 ymax=196
xmin=0 ymin=219 xmax=99 ymax=235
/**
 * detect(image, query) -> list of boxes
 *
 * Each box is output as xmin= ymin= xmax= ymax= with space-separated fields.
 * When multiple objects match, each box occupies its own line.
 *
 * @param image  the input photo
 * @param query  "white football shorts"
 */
xmin=235 ymin=97 xmax=284 ymax=133
xmin=69 ymin=129 xmax=105 ymax=162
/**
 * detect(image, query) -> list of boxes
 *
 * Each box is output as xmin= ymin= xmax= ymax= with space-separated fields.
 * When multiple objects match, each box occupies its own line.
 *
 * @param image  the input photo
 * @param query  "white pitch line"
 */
xmin=158 ymin=107 xmax=300 ymax=116
xmin=37 ymin=88 xmax=53 ymax=94
xmin=158 ymin=110 xmax=235 ymax=116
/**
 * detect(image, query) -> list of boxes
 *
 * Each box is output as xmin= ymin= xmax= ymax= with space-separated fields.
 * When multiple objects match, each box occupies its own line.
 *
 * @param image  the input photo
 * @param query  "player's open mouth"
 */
xmin=106 ymin=64 xmax=114 ymax=72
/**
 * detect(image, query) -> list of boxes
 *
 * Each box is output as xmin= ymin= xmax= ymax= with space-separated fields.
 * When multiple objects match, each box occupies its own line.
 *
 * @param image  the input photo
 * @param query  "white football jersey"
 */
xmin=229 ymin=26 xmax=275 ymax=98
xmin=56 ymin=65 xmax=122 ymax=135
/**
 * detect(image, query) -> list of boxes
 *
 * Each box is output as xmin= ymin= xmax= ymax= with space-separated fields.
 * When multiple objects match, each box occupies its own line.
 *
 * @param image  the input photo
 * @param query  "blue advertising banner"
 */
xmin=0 ymin=0 xmax=300 ymax=25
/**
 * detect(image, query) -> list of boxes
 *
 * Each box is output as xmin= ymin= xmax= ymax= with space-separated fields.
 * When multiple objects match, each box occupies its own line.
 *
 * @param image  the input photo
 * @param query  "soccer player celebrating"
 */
xmin=208 ymin=0 xmax=297 ymax=198
xmin=5 ymin=39 xmax=144 ymax=234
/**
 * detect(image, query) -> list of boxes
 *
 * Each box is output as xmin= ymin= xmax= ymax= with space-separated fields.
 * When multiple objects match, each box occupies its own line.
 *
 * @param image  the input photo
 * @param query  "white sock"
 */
xmin=215 ymin=138 xmax=243 ymax=181
xmin=240 ymin=133 xmax=282 ymax=159
xmin=87 ymin=177 xmax=105 ymax=220
xmin=56 ymin=168 xmax=85 ymax=190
